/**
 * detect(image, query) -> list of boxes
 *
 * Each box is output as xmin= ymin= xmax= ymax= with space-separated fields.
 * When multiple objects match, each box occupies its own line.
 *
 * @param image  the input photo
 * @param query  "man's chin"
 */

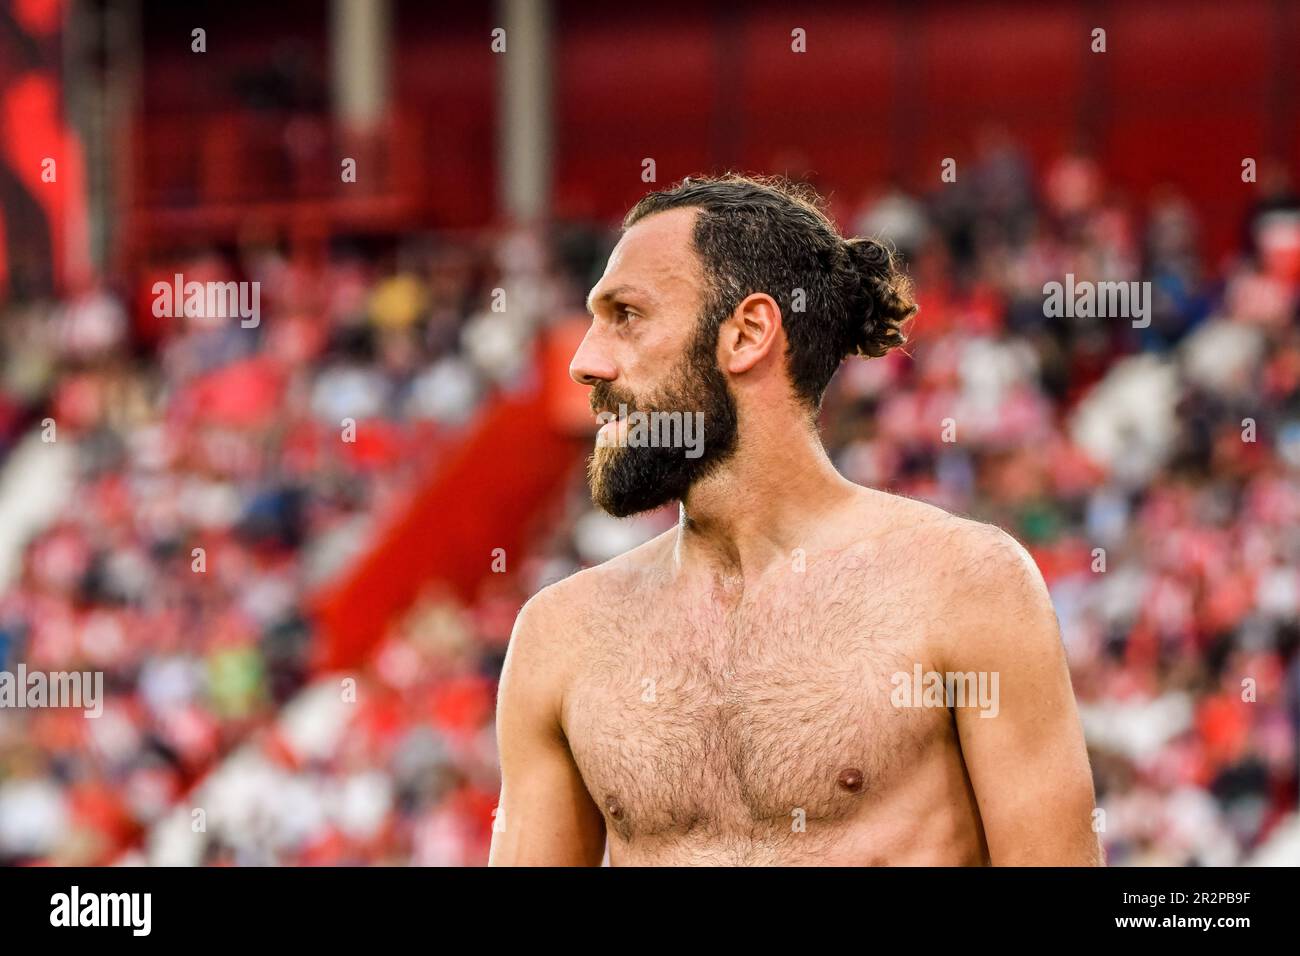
xmin=588 ymin=449 xmax=683 ymax=518
xmin=590 ymin=481 xmax=680 ymax=519
xmin=592 ymin=497 xmax=655 ymax=519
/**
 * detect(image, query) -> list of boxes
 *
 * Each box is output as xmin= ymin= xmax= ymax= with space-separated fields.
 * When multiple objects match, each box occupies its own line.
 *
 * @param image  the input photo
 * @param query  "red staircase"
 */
xmin=310 ymin=333 xmax=584 ymax=671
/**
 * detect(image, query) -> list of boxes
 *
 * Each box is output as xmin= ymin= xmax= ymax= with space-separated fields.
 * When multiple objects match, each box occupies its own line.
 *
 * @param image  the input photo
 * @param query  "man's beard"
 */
xmin=587 ymin=317 xmax=739 ymax=518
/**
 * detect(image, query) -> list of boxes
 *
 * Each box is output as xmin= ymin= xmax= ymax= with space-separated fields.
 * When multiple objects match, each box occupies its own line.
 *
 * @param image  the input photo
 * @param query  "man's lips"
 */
xmin=594 ymin=405 xmax=644 ymax=446
xmin=596 ymin=416 xmax=625 ymax=446
xmin=591 ymin=403 xmax=635 ymax=426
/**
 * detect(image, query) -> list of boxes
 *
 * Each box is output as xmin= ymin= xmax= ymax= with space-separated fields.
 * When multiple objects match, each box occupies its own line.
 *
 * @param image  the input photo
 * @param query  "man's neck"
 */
xmin=673 ymin=415 xmax=858 ymax=581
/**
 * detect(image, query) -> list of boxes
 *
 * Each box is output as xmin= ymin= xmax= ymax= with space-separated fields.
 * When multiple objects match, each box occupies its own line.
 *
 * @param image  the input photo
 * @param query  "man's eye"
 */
xmin=616 ymin=307 xmax=639 ymax=322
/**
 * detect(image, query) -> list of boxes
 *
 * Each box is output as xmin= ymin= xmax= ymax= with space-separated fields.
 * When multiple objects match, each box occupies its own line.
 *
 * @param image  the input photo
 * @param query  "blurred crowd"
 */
xmin=2 ymin=142 xmax=1299 ymax=866
xmin=0 ymin=227 xmax=583 ymax=865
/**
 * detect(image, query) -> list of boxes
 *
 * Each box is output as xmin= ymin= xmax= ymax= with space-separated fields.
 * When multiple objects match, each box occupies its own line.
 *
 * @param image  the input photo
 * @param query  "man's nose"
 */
xmin=569 ymin=327 xmax=618 ymax=387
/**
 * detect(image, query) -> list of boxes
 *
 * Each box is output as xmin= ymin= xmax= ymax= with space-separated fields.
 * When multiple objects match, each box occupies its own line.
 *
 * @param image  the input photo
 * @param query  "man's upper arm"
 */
xmin=944 ymin=525 xmax=1103 ymax=866
xmin=489 ymin=590 xmax=606 ymax=866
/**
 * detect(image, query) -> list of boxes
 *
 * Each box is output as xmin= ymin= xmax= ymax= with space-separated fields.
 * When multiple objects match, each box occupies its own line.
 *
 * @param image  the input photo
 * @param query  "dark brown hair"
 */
xmin=623 ymin=173 xmax=917 ymax=407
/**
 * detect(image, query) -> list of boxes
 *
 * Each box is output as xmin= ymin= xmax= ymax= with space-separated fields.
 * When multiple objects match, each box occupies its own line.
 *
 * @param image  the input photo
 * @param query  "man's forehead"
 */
xmin=588 ymin=207 xmax=700 ymax=310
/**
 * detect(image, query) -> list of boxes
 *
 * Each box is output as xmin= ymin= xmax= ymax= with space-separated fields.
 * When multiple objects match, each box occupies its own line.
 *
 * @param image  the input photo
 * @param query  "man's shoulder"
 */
xmin=513 ymin=528 xmax=675 ymax=638
xmin=851 ymin=488 xmax=1050 ymax=609
xmin=852 ymin=489 xmax=1059 ymax=666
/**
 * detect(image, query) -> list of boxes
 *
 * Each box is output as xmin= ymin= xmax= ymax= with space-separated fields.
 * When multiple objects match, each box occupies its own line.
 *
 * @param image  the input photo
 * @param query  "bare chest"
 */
xmin=561 ymin=564 xmax=950 ymax=846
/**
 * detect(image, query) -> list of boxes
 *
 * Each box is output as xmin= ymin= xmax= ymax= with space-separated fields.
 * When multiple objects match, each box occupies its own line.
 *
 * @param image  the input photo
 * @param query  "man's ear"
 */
xmin=720 ymin=293 xmax=782 ymax=374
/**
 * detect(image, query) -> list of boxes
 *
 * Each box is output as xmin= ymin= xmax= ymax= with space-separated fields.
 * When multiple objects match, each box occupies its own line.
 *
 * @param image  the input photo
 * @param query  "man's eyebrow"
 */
xmin=586 ymin=284 xmax=654 ymax=314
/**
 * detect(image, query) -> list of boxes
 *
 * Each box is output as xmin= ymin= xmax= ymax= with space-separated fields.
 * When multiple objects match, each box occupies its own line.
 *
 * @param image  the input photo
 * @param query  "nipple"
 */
xmin=837 ymin=768 xmax=865 ymax=793
xmin=605 ymin=795 xmax=625 ymax=819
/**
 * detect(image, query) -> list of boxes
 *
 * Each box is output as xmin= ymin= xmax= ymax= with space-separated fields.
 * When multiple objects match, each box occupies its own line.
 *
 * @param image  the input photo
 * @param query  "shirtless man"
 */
xmin=489 ymin=175 xmax=1102 ymax=866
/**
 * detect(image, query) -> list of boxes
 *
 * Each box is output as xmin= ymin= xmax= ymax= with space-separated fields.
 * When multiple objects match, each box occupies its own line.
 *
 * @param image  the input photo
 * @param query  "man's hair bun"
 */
xmin=841 ymin=236 xmax=917 ymax=359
